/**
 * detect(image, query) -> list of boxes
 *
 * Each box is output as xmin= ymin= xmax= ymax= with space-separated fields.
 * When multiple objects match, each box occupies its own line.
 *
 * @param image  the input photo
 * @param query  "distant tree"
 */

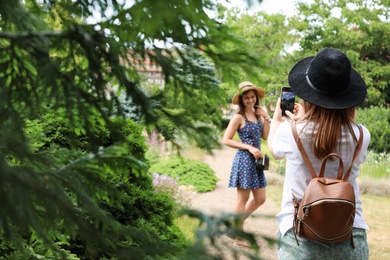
xmin=290 ymin=0 xmax=390 ymax=106
xmin=146 ymin=47 xmax=223 ymax=148
xmin=222 ymin=8 xmax=295 ymax=105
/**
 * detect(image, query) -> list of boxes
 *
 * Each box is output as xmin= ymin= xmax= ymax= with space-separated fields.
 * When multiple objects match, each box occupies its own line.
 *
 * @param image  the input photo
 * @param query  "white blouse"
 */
xmin=272 ymin=120 xmax=371 ymax=236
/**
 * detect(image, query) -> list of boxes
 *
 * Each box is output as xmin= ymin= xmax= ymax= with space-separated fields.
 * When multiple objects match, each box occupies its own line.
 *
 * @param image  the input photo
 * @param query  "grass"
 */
xmin=174 ymin=215 xmax=199 ymax=242
xmin=358 ymin=176 xmax=390 ymax=197
xmin=264 ymin=183 xmax=283 ymax=206
xmin=360 ymin=150 xmax=390 ymax=179
xmin=361 ymin=194 xmax=390 ymax=260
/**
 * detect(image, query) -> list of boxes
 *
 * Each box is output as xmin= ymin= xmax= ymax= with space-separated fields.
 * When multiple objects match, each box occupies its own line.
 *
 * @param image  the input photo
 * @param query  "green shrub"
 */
xmin=356 ymin=107 xmax=390 ymax=153
xmin=149 ymin=157 xmax=219 ymax=193
xmin=20 ymin=115 xmax=188 ymax=259
xmin=102 ymin=183 xmax=188 ymax=250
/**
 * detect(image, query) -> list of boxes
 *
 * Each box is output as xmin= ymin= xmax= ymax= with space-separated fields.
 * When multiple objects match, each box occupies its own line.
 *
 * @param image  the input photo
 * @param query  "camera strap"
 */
xmin=243 ymin=114 xmax=260 ymax=149
xmin=243 ymin=114 xmax=269 ymax=171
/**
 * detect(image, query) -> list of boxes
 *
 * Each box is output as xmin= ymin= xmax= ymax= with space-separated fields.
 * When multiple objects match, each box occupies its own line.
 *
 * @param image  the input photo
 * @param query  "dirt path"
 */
xmin=191 ymin=145 xmax=279 ymax=259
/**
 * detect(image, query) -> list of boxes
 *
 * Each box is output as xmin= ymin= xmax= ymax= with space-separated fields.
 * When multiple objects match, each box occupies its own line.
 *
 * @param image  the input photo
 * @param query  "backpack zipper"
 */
xmin=302 ymin=199 xmax=355 ymax=216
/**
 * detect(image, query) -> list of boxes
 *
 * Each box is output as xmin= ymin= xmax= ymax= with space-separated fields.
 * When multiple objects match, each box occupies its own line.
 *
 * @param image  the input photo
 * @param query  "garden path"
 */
xmin=191 ymin=145 xmax=279 ymax=260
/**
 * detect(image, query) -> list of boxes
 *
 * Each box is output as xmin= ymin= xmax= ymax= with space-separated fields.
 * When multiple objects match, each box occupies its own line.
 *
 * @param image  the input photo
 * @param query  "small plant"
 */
xmin=145 ymin=129 xmax=170 ymax=164
xmin=150 ymin=157 xmax=219 ymax=193
xmin=152 ymin=173 xmax=197 ymax=207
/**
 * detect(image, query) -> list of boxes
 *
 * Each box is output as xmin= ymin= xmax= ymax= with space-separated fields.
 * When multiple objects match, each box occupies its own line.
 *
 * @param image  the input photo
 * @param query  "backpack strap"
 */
xmin=319 ymin=153 xmax=344 ymax=179
xmin=291 ymin=121 xmax=317 ymax=179
xmin=343 ymin=125 xmax=363 ymax=181
xmin=291 ymin=121 xmax=364 ymax=181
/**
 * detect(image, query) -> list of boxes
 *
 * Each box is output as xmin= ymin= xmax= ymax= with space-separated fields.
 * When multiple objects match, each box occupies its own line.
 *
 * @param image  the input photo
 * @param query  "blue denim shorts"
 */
xmin=277 ymin=228 xmax=369 ymax=260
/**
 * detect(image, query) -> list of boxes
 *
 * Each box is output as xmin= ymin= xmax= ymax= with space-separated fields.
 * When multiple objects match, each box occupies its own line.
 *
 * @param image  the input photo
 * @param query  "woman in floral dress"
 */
xmin=223 ymin=81 xmax=270 ymax=247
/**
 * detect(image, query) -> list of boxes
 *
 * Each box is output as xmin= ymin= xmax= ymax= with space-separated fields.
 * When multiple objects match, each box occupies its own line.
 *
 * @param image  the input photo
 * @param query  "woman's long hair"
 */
xmin=235 ymin=90 xmax=261 ymax=121
xmin=301 ymin=101 xmax=357 ymax=159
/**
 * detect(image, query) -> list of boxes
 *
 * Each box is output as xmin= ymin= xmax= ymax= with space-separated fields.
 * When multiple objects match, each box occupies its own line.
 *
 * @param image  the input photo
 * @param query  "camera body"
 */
xmin=256 ymin=154 xmax=269 ymax=171
xmin=256 ymin=158 xmax=264 ymax=171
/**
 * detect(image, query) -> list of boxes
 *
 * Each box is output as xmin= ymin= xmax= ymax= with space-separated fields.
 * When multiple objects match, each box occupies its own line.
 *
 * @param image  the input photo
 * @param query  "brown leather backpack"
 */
xmin=291 ymin=122 xmax=363 ymax=248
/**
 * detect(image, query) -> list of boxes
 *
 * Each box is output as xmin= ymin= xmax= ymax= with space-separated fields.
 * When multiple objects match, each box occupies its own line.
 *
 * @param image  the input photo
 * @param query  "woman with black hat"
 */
xmin=223 ymin=81 xmax=270 ymax=247
xmin=268 ymin=48 xmax=370 ymax=259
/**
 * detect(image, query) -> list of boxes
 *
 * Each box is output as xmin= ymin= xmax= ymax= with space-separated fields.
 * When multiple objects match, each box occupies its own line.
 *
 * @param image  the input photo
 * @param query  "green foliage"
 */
xmin=360 ymin=150 xmax=390 ymax=179
xmin=0 ymin=112 xmax=189 ymax=259
xmin=114 ymin=91 xmax=142 ymax=123
xmin=5 ymin=0 xmax=390 ymax=258
xmin=100 ymin=183 xmax=188 ymax=259
xmin=0 ymin=232 xmax=80 ymax=259
xmin=150 ymin=157 xmax=219 ymax=193
xmin=356 ymin=107 xmax=390 ymax=153
xmin=38 ymin=115 xmax=188 ymax=258
xmin=221 ymin=0 xmax=390 ymax=111
xmin=174 ymin=216 xmax=199 ymax=242
xmin=290 ymin=0 xmax=390 ymax=107
xmin=145 ymin=48 xmax=224 ymax=152
xmin=222 ymin=8 xmax=294 ymax=105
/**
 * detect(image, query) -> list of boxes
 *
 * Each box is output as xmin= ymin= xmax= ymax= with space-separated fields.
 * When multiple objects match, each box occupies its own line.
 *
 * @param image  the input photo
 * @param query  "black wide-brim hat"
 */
xmin=288 ymin=47 xmax=367 ymax=109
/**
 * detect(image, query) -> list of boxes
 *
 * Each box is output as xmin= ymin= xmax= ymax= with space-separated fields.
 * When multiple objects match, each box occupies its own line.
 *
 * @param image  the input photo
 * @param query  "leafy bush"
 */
xmin=149 ymin=157 xmax=219 ymax=193
xmin=17 ymin=115 xmax=189 ymax=259
xmin=102 ymin=183 xmax=188 ymax=249
xmin=356 ymin=107 xmax=390 ymax=153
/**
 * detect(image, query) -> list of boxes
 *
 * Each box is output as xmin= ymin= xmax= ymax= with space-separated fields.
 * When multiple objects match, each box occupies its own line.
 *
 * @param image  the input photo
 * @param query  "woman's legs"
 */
xmin=244 ymin=188 xmax=266 ymax=220
xmin=234 ymin=187 xmax=251 ymax=230
xmin=234 ymin=187 xmax=266 ymax=219
xmin=233 ymin=187 xmax=266 ymax=246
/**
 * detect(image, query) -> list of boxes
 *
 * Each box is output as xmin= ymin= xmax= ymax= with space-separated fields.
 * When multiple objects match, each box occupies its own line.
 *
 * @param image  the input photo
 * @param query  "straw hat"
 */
xmin=232 ymin=81 xmax=265 ymax=105
xmin=288 ymin=47 xmax=367 ymax=109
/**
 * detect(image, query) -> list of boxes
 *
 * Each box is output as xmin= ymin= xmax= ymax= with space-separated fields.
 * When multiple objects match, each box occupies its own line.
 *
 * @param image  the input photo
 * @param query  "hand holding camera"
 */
xmin=280 ymin=86 xmax=295 ymax=117
xmin=256 ymin=154 xmax=269 ymax=171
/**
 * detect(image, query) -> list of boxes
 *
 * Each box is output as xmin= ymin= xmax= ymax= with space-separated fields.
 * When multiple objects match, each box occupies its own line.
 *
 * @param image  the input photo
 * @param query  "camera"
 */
xmin=256 ymin=154 xmax=269 ymax=171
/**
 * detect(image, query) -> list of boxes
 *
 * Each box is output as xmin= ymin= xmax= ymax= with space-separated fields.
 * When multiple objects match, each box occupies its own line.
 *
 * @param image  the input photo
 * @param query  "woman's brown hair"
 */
xmin=235 ymin=90 xmax=261 ymax=120
xmin=301 ymin=101 xmax=357 ymax=159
